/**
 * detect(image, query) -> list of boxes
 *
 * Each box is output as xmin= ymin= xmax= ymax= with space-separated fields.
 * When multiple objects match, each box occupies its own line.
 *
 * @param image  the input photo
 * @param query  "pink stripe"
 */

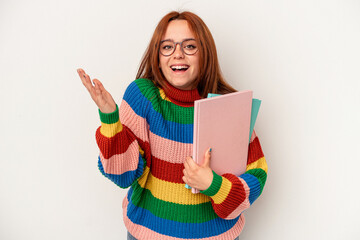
xmin=149 ymin=131 xmax=192 ymax=164
xmin=250 ymin=129 xmax=257 ymax=143
xmin=225 ymin=178 xmax=251 ymax=220
xmin=121 ymin=100 xmax=193 ymax=164
xmin=120 ymin=100 xmax=149 ymax=143
xmin=122 ymin=196 xmax=245 ymax=240
xmin=99 ymin=141 xmax=139 ymax=175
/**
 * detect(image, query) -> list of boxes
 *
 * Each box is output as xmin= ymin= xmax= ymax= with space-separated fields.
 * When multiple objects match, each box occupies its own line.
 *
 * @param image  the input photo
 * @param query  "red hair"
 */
xmin=136 ymin=11 xmax=237 ymax=98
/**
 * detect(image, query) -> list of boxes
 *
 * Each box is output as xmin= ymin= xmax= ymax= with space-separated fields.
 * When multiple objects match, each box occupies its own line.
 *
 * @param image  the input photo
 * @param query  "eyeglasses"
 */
xmin=159 ymin=39 xmax=199 ymax=56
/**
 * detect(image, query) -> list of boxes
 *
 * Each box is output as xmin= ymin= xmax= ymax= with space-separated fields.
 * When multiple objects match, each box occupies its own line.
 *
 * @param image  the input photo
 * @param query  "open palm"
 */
xmin=77 ymin=68 xmax=117 ymax=113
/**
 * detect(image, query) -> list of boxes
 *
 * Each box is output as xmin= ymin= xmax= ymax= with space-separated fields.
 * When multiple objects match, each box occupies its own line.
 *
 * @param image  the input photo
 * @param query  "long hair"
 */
xmin=136 ymin=11 xmax=237 ymax=98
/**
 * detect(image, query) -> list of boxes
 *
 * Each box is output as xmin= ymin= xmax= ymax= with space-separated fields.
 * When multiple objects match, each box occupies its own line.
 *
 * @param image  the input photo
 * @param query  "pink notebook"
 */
xmin=192 ymin=90 xmax=253 ymax=193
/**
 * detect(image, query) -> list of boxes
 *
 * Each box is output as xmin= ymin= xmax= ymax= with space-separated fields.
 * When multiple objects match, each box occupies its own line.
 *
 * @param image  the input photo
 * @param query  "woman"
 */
xmin=78 ymin=11 xmax=267 ymax=240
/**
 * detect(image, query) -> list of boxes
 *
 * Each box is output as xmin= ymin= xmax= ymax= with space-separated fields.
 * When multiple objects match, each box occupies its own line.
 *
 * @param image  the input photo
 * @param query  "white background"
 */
xmin=1 ymin=0 xmax=359 ymax=239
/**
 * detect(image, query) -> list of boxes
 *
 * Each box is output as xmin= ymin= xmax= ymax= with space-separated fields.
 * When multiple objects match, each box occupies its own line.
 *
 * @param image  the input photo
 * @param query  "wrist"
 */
xmin=200 ymin=171 xmax=222 ymax=196
xmin=99 ymin=104 xmax=119 ymax=124
xmin=99 ymin=104 xmax=117 ymax=114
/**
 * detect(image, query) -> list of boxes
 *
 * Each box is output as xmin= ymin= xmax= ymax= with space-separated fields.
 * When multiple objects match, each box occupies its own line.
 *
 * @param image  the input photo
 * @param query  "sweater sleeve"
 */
xmin=96 ymin=80 xmax=150 ymax=189
xmin=200 ymin=130 xmax=267 ymax=219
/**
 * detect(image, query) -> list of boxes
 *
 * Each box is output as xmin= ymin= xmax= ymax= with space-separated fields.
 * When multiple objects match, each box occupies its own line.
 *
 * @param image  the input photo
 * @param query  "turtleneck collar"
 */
xmin=163 ymin=80 xmax=201 ymax=107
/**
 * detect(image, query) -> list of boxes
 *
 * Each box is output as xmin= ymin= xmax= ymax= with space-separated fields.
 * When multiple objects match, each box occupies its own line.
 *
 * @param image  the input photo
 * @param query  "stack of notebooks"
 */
xmin=189 ymin=90 xmax=261 ymax=193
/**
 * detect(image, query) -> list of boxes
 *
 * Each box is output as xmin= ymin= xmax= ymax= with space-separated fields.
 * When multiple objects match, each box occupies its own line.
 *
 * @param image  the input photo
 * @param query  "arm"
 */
xmin=96 ymin=81 xmax=150 ymax=188
xmin=200 ymin=131 xmax=267 ymax=219
xmin=77 ymin=69 xmax=149 ymax=188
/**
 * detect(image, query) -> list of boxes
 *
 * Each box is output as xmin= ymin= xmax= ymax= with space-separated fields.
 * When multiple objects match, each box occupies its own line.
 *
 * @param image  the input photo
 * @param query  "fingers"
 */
xmin=184 ymin=157 xmax=191 ymax=170
xmin=90 ymin=81 xmax=102 ymax=100
xmin=94 ymin=79 xmax=108 ymax=97
xmin=202 ymin=148 xmax=212 ymax=167
xmin=77 ymin=68 xmax=117 ymax=113
xmin=182 ymin=175 xmax=189 ymax=185
xmin=183 ymin=157 xmax=197 ymax=182
xmin=183 ymin=158 xmax=192 ymax=184
xmin=77 ymin=69 xmax=104 ymax=99
xmin=77 ymin=68 xmax=94 ymax=92
xmin=94 ymin=79 xmax=105 ymax=90
xmin=186 ymin=156 xmax=198 ymax=169
xmin=182 ymin=167 xmax=191 ymax=187
xmin=183 ymin=168 xmax=188 ymax=178
xmin=183 ymin=153 xmax=213 ymax=190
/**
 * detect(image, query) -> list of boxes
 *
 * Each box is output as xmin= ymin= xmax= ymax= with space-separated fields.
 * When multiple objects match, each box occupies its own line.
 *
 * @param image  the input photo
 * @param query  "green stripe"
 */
xmin=246 ymin=168 xmax=267 ymax=194
xmin=99 ymin=104 xmax=119 ymax=124
xmin=130 ymin=181 xmax=218 ymax=223
xmin=135 ymin=79 xmax=195 ymax=124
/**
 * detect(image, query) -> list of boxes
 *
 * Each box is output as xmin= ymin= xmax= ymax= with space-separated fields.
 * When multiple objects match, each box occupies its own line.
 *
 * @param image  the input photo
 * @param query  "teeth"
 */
xmin=171 ymin=65 xmax=188 ymax=70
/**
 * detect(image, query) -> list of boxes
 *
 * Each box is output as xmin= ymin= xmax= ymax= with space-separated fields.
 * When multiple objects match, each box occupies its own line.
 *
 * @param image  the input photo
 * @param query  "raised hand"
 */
xmin=77 ymin=68 xmax=117 ymax=113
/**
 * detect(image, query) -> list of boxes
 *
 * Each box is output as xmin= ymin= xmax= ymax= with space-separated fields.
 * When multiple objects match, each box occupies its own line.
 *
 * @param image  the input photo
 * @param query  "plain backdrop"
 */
xmin=1 ymin=0 xmax=359 ymax=239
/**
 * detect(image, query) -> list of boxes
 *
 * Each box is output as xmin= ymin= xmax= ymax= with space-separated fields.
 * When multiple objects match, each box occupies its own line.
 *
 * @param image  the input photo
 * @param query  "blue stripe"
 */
xmin=123 ymin=81 xmax=194 ymax=144
xmin=98 ymin=155 xmax=145 ymax=189
xmin=126 ymin=188 xmax=239 ymax=238
xmin=240 ymin=173 xmax=261 ymax=204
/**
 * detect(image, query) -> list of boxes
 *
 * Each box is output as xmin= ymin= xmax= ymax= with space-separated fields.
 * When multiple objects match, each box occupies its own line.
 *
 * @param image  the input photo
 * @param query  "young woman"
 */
xmin=78 ymin=11 xmax=267 ymax=240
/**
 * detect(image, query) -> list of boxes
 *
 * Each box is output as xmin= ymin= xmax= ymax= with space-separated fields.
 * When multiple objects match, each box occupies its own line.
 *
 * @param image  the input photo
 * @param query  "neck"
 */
xmin=163 ymin=81 xmax=201 ymax=107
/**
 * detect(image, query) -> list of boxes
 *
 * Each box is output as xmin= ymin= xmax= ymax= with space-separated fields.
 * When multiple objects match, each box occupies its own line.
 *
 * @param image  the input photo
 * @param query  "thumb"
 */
xmin=202 ymin=148 xmax=212 ymax=167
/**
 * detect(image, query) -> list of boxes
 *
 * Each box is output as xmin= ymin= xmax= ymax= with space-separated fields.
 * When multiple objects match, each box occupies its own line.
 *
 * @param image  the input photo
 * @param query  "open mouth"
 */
xmin=170 ymin=65 xmax=189 ymax=72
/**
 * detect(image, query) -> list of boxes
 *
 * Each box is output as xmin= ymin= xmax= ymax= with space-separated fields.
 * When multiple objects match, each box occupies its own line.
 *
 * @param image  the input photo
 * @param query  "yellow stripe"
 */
xmin=211 ymin=177 xmax=232 ymax=204
xmin=159 ymin=89 xmax=172 ymax=102
xmin=137 ymin=166 xmax=150 ymax=188
xmin=100 ymin=121 xmax=123 ymax=138
xmin=246 ymin=157 xmax=267 ymax=173
xmin=139 ymin=146 xmax=145 ymax=157
xmin=137 ymin=167 xmax=210 ymax=205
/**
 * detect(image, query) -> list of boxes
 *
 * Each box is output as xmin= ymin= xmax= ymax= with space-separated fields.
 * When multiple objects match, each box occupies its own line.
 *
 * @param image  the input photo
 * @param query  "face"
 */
xmin=159 ymin=20 xmax=200 ymax=90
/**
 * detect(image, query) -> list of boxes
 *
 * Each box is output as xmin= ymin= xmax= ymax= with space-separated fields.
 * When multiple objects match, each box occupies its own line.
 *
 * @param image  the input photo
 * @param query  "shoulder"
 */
xmin=124 ymin=78 xmax=159 ymax=100
xmin=122 ymin=79 xmax=161 ymax=117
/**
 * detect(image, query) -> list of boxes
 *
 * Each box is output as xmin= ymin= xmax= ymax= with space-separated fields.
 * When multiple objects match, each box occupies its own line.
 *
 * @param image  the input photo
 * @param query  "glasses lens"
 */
xmin=160 ymin=40 xmax=175 ymax=56
xmin=182 ymin=39 xmax=198 ymax=55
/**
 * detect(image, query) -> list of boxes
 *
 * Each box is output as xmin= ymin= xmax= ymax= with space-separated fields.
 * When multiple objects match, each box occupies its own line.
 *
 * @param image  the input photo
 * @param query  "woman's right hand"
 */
xmin=77 ymin=68 xmax=117 ymax=113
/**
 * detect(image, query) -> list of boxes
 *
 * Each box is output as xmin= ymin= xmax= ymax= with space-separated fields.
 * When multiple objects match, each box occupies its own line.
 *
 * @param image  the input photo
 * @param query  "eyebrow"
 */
xmin=160 ymin=38 xmax=196 ymax=43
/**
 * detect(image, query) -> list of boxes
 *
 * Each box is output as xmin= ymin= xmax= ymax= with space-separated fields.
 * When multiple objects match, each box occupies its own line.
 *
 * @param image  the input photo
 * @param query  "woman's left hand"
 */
xmin=183 ymin=148 xmax=213 ymax=191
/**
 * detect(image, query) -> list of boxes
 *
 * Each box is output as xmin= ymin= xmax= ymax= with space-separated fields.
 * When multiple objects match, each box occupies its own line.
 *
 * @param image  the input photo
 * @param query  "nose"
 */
xmin=173 ymin=43 xmax=184 ymax=58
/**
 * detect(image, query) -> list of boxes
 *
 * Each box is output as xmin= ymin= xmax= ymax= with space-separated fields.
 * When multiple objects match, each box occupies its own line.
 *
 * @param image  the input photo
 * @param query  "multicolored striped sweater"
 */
xmin=96 ymin=78 xmax=267 ymax=240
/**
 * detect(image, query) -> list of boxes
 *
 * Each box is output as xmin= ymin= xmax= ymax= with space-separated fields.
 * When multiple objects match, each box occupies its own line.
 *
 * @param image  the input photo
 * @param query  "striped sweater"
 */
xmin=96 ymin=78 xmax=267 ymax=240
